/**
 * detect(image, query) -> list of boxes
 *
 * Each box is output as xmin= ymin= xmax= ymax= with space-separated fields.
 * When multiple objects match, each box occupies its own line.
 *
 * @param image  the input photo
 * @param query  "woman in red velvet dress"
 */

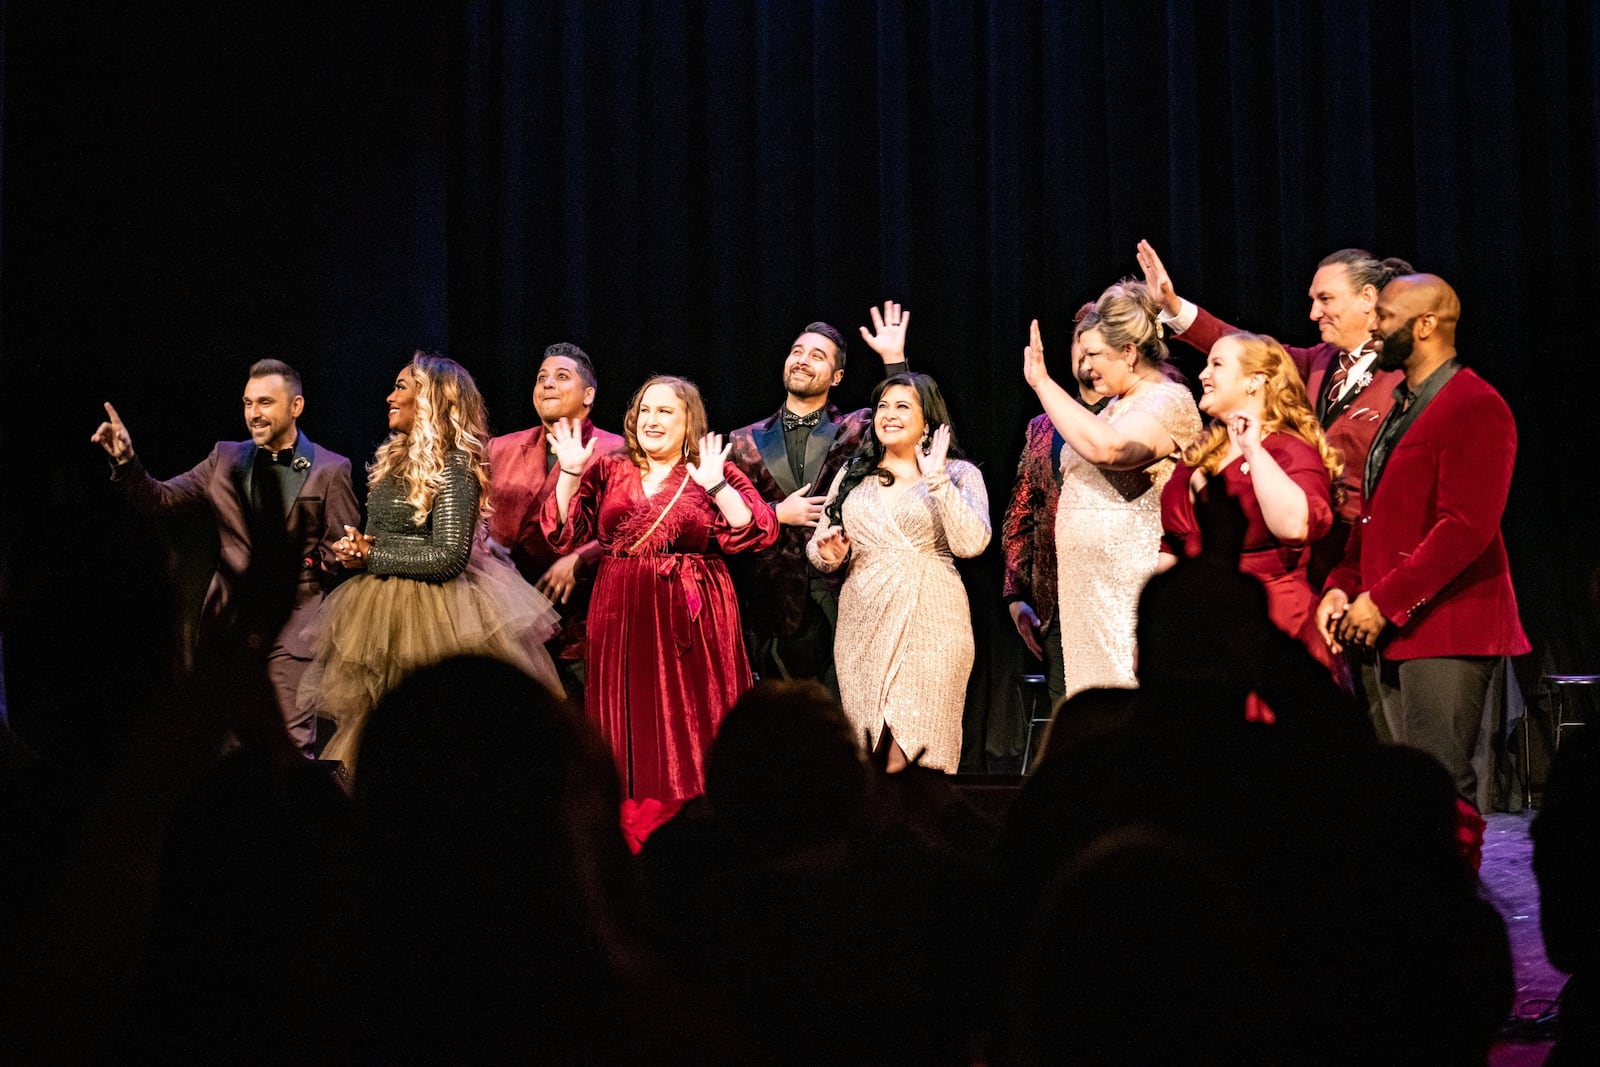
xmin=543 ymin=375 xmax=777 ymax=836
xmin=1159 ymin=332 xmax=1347 ymax=687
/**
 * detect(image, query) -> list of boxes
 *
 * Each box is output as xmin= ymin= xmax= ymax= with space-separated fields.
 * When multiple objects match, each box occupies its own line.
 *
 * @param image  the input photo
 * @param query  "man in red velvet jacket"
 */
xmin=1316 ymin=275 xmax=1529 ymax=802
xmin=726 ymin=304 xmax=909 ymax=695
xmin=486 ymin=343 xmax=624 ymax=698
xmin=1137 ymin=241 xmax=1413 ymax=587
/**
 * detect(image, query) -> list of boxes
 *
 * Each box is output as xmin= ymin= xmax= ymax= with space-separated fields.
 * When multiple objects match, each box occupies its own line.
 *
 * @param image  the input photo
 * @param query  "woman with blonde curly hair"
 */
xmin=301 ymin=352 xmax=563 ymax=763
xmin=1158 ymin=331 xmax=1347 ymax=685
xmin=1024 ymin=280 xmax=1202 ymax=698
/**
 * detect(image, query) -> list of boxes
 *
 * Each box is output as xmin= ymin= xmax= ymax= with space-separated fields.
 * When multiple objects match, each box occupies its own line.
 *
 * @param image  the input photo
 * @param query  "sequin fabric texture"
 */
xmin=1054 ymin=381 xmax=1202 ymax=698
xmin=809 ymin=459 xmax=990 ymax=771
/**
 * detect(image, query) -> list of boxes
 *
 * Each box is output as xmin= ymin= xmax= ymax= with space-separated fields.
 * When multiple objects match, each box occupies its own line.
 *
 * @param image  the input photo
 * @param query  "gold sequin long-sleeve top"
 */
xmin=365 ymin=450 xmax=479 ymax=583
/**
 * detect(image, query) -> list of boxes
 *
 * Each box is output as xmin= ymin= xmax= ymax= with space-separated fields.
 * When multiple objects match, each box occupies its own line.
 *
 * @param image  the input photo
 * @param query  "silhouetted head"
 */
xmin=706 ymin=680 xmax=869 ymax=851
xmin=351 ymin=656 xmax=659 ymax=1064
xmin=1004 ymin=824 xmax=1284 ymax=1063
xmin=1136 ymin=545 xmax=1274 ymax=715
xmin=2 ymin=484 xmax=180 ymax=774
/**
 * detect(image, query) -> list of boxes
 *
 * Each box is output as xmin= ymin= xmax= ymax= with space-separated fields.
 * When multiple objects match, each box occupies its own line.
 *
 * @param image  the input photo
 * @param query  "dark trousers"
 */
xmin=268 ymin=646 xmax=316 ymax=757
xmin=1353 ymin=652 xmax=1388 ymax=741
xmin=1041 ymin=615 xmax=1066 ymax=710
xmin=1376 ymin=654 xmax=1498 ymax=803
xmin=554 ymin=655 xmax=585 ymax=706
xmin=747 ymin=578 xmax=839 ymax=701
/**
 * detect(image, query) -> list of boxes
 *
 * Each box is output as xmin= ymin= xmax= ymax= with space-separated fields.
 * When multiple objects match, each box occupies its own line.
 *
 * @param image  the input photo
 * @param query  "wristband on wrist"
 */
xmin=560 ymin=467 xmax=585 ymax=478
xmin=704 ymin=479 xmax=729 ymax=497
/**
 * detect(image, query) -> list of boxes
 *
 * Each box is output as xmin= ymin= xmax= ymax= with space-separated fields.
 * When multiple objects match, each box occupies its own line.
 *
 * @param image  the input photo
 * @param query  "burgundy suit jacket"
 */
xmin=486 ymin=419 xmax=625 ymax=657
xmin=1324 ymin=368 xmax=1529 ymax=662
xmin=1178 ymin=306 xmax=1402 ymax=525
xmin=115 ymin=434 xmax=360 ymax=658
xmin=727 ymin=403 xmax=875 ymax=639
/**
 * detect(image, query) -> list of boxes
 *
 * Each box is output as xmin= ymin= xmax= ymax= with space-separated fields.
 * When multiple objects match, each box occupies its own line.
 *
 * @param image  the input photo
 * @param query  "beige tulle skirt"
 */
xmin=298 ymin=546 xmax=564 ymax=765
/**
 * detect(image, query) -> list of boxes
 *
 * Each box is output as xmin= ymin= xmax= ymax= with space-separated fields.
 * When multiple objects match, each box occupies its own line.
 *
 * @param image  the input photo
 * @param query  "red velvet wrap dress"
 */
xmin=544 ymin=454 xmax=778 ymax=803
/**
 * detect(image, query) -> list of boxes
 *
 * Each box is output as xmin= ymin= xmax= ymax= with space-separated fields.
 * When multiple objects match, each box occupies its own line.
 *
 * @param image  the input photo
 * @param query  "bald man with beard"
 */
xmin=1316 ymin=275 xmax=1529 ymax=804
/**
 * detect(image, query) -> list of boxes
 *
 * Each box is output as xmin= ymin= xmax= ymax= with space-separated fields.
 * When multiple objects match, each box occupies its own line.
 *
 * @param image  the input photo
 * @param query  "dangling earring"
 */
xmin=919 ymin=428 xmax=931 ymax=454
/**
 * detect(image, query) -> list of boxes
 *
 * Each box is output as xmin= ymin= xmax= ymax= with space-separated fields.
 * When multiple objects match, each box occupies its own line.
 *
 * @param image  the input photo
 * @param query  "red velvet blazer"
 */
xmin=486 ymin=419 xmax=625 ymax=583
xmin=487 ymin=419 xmax=625 ymax=659
xmin=1324 ymin=368 xmax=1529 ymax=662
xmin=1178 ymin=306 xmax=1402 ymax=524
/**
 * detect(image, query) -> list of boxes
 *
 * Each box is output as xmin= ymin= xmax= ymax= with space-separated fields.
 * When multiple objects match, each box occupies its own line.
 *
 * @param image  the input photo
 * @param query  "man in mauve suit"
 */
xmin=1137 ymin=241 xmax=1413 ymax=587
xmin=1316 ymin=274 xmax=1530 ymax=804
xmin=92 ymin=359 xmax=360 ymax=755
xmin=726 ymin=303 xmax=909 ymax=695
xmin=486 ymin=342 xmax=624 ymax=699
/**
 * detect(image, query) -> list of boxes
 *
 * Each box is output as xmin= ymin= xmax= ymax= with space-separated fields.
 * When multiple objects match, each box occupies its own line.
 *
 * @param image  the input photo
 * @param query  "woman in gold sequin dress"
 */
xmin=1023 ymin=282 xmax=1202 ymax=699
xmin=808 ymin=373 xmax=990 ymax=772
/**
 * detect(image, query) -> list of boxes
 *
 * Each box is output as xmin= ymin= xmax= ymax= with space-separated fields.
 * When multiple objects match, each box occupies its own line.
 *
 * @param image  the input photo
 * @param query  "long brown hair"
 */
xmin=367 ymin=352 xmax=493 ymax=524
xmin=1182 ymin=332 xmax=1343 ymax=494
xmin=621 ymin=375 xmax=708 ymax=470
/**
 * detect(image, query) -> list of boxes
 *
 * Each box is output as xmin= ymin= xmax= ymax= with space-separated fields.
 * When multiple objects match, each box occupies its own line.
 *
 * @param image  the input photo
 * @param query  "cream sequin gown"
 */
xmin=808 ymin=460 xmax=990 ymax=771
xmin=1055 ymin=380 xmax=1202 ymax=698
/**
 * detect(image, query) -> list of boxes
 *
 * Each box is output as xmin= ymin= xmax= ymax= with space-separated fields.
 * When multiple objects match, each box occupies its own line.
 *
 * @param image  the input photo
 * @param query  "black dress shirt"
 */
xmin=1363 ymin=358 xmax=1461 ymax=498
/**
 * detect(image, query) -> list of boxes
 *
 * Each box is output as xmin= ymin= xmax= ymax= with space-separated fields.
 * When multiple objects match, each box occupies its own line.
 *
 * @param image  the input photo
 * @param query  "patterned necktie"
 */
xmin=1324 ymin=346 xmax=1362 ymax=409
xmin=781 ymin=409 xmax=824 ymax=432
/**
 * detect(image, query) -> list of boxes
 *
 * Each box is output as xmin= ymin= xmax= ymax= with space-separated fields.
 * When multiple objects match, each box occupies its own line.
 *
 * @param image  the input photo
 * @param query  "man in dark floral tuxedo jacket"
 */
xmin=726 ymin=303 xmax=909 ymax=695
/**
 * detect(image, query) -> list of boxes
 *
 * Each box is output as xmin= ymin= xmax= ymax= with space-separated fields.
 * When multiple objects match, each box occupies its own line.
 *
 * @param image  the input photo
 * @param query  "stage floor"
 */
xmin=1482 ymin=812 xmax=1561 ymax=1066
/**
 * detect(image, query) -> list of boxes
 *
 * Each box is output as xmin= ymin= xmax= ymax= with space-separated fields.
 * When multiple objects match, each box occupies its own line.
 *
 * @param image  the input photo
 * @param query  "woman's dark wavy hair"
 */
xmin=824 ymin=372 xmax=964 ymax=528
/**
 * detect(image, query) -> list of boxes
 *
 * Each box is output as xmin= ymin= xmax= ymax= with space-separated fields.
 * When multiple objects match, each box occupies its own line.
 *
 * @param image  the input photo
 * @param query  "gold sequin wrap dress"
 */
xmin=1054 ymin=381 xmax=1202 ymax=698
xmin=808 ymin=459 xmax=990 ymax=771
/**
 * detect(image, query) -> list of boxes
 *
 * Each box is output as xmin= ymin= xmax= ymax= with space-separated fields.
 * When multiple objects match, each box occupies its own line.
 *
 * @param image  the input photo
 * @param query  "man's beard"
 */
xmin=784 ymin=368 xmax=830 ymax=400
xmin=1374 ymin=319 xmax=1416 ymax=371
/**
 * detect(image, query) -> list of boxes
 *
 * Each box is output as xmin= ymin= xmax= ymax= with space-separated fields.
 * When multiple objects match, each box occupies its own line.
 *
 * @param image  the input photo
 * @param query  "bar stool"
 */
xmin=1017 ymin=673 xmax=1053 ymax=775
xmin=1547 ymin=674 xmax=1597 ymax=748
xmin=1527 ymin=673 xmax=1598 ymax=807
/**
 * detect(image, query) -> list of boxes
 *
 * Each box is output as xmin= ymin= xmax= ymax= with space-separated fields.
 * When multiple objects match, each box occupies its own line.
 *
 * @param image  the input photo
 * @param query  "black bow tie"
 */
xmin=781 ymin=409 xmax=824 ymax=432
xmin=257 ymin=447 xmax=295 ymax=466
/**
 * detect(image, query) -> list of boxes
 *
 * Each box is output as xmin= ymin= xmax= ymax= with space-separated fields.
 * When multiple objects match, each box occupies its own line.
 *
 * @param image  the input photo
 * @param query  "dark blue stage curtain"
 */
xmin=4 ymin=2 xmax=1599 ymax=767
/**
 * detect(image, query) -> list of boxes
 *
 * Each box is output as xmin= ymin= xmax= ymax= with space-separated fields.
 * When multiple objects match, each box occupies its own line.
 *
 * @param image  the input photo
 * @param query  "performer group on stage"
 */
xmin=90 ymin=244 xmax=1526 ymax=827
xmin=47 ymin=240 xmax=1573 ymax=1065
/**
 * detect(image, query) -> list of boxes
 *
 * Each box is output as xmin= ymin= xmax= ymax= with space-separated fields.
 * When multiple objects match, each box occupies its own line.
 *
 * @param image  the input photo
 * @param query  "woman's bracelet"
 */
xmin=923 ymin=468 xmax=950 ymax=490
xmin=704 ymin=478 xmax=729 ymax=497
xmin=560 ymin=467 xmax=585 ymax=478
